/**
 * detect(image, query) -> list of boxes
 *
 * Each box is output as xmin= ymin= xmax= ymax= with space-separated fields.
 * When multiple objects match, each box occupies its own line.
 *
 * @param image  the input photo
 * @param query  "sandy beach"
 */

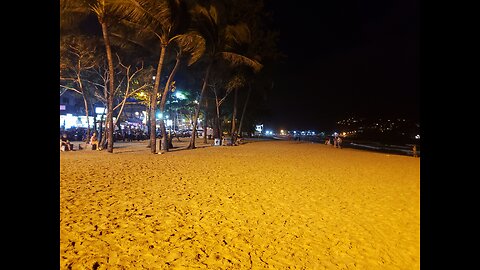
xmin=60 ymin=139 xmax=420 ymax=269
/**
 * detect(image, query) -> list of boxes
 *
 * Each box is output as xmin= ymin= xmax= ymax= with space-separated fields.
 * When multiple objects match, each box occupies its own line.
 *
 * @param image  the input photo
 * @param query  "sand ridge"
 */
xmin=60 ymin=140 xmax=420 ymax=269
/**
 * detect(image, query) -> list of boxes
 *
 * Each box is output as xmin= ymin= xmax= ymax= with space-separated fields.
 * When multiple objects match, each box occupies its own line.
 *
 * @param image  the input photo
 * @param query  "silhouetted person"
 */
xmin=60 ymin=133 xmax=72 ymax=151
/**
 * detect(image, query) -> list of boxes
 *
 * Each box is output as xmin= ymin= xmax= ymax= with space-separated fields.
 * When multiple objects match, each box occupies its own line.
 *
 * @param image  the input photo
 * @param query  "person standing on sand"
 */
xmin=412 ymin=145 xmax=418 ymax=157
xmin=337 ymin=137 xmax=342 ymax=149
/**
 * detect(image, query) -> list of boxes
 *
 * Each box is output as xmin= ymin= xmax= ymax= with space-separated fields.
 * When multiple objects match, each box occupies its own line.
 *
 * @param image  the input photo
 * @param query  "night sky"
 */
xmin=264 ymin=0 xmax=419 ymax=131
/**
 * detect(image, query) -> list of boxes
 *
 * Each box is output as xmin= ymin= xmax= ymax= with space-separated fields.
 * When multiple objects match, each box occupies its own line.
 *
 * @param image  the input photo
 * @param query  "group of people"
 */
xmin=60 ymin=132 xmax=100 ymax=151
xmin=324 ymin=136 xmax=342 ymax=148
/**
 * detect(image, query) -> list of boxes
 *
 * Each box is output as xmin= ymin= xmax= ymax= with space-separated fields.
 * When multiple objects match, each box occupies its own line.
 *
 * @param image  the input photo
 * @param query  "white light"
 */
xmin=415 ymin=134 xmax=420 ymax=139
xmin=135 ymin=112 xmax=139 ymax=116
xmin=157 ymin=113 xmax=163 ymax=119
xmin=175 ymin=91 xmax=186 ymax=100
xmin=95 ymin=107 xmax=107 ymax=114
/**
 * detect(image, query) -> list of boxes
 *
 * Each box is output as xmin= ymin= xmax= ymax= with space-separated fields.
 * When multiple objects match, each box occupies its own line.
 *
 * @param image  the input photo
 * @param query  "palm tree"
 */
xmin=112 ymin=0 xmax=190 ymax=153
xmin=61 ymin=0 xmax=129 ymax=153
xmin=186 ymin=1 xmax=262 ymax=149
xmin=158 ymin=32 xmax=205 ymax=151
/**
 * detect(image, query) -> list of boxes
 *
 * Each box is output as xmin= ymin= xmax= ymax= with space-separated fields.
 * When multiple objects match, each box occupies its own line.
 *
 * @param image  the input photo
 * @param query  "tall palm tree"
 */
xmin=187 ymin=1 xmax=262 ymax=149
xmin=113 ymin=0 xmax=190 ymax=153
xmin=158 ymin=32 xmax=205 ymax=152
xmin=61 ymin=0 xmax=129 ymax=153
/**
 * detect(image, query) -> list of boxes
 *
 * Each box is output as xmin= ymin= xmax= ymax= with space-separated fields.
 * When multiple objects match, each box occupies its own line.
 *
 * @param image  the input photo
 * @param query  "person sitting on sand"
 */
xmin=60 ymin=133 xmax=72 ymax=151
xmin=90 ymin=132 xmax=99 ymax=150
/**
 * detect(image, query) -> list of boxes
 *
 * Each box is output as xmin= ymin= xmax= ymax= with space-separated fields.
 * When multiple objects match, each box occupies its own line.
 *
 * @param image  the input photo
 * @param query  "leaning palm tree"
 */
xmin=113 ymin=0 xmax=190 ymax=153
xmin=186 ymin=2 xmax=262 ymax=149
xmin=158 ymin=31 xmax=205 ymax=152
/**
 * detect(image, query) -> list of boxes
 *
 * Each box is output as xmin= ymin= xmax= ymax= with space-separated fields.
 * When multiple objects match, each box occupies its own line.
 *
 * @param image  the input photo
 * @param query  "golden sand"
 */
xmin=60 ymin=140 xmax=420 ymax=269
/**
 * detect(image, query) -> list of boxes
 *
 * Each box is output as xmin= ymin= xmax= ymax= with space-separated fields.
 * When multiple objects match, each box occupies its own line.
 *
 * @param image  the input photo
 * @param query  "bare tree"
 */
xmin=60 ymin=35 xmax=98 ymax=141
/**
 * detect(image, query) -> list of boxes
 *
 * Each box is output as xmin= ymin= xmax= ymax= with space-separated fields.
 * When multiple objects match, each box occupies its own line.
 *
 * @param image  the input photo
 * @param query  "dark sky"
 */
xmin=264 ymin=0 xmax=419 ymax=131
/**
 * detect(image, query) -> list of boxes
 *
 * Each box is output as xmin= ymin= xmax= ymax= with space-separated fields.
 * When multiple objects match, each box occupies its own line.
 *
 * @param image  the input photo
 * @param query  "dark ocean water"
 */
xmin=270 ymin=136 xmax=420 ymax=157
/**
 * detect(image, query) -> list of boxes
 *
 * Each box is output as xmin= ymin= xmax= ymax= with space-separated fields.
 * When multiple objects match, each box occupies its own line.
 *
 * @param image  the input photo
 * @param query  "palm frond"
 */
xmin=226 ymin=74 xmax=247 ymax=91
xmin=173 ymin=32 xmax=206 ymax=66
xmin=224 ymin=23 xmax=251 ymax=48
xmin=60 ymin=0 xmax=91 ymax=31
xmin=111 ymin=0 xmax=187 ymax=42
xmin=218 ymin=52 xmax=263 ymax=73
xmin=189 ymin=2 xmax=218 ymax=54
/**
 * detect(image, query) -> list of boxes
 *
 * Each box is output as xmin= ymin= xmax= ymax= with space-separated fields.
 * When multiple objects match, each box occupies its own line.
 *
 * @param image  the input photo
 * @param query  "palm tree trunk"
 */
xmin=149 ymin=44 xmax=167 ymax=154
xmin=215 ymin=95 xmax=221 ymax=139
xmin=159 ymin=57 xmax=182 ymax=152
xmin=230 ymin=88 xmax=238 ymax=143
xmin=203 ymin=98 xmax=208 ymax=144
xmin=188 ymin=62 xmax=212 ymax=149
xmin=100 ymin=21 xmax=115 ymax=153
xmin=146 ymin=102 xmax=151 ymax=148
xmin=237 ymin=83 xmax=252 ymax=137
xmin=99 ymin=111 xmax=105 ymax=147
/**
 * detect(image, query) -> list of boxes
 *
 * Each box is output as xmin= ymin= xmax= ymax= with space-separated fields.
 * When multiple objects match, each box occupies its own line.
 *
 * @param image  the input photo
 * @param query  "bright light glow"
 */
xmin=142 ymin=111 xmax=147 ymax=124
xmin=175 ymin=91 xmax=186 ymax=100
xmin=157 ymin=113 xmax=163 ymax=119
xmin=166 ymin=120 xmax=173 ymax=126
xmin=135 ymin=112 xmax=139 ymax=116
xmin=343 ymin=132 xmax=346 ymax=136
xmin=95 ymin=107 xmax=107 ymax=114
xmin=60 ymin=114 xmax=95 ymax=129
xmin=415 ymin=134 xmax=420 ymax=139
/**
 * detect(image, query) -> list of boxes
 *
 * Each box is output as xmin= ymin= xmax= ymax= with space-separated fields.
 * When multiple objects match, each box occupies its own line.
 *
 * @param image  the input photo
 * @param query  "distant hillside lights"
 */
xmin=336 ymin=116 xmax=419 ymax=139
